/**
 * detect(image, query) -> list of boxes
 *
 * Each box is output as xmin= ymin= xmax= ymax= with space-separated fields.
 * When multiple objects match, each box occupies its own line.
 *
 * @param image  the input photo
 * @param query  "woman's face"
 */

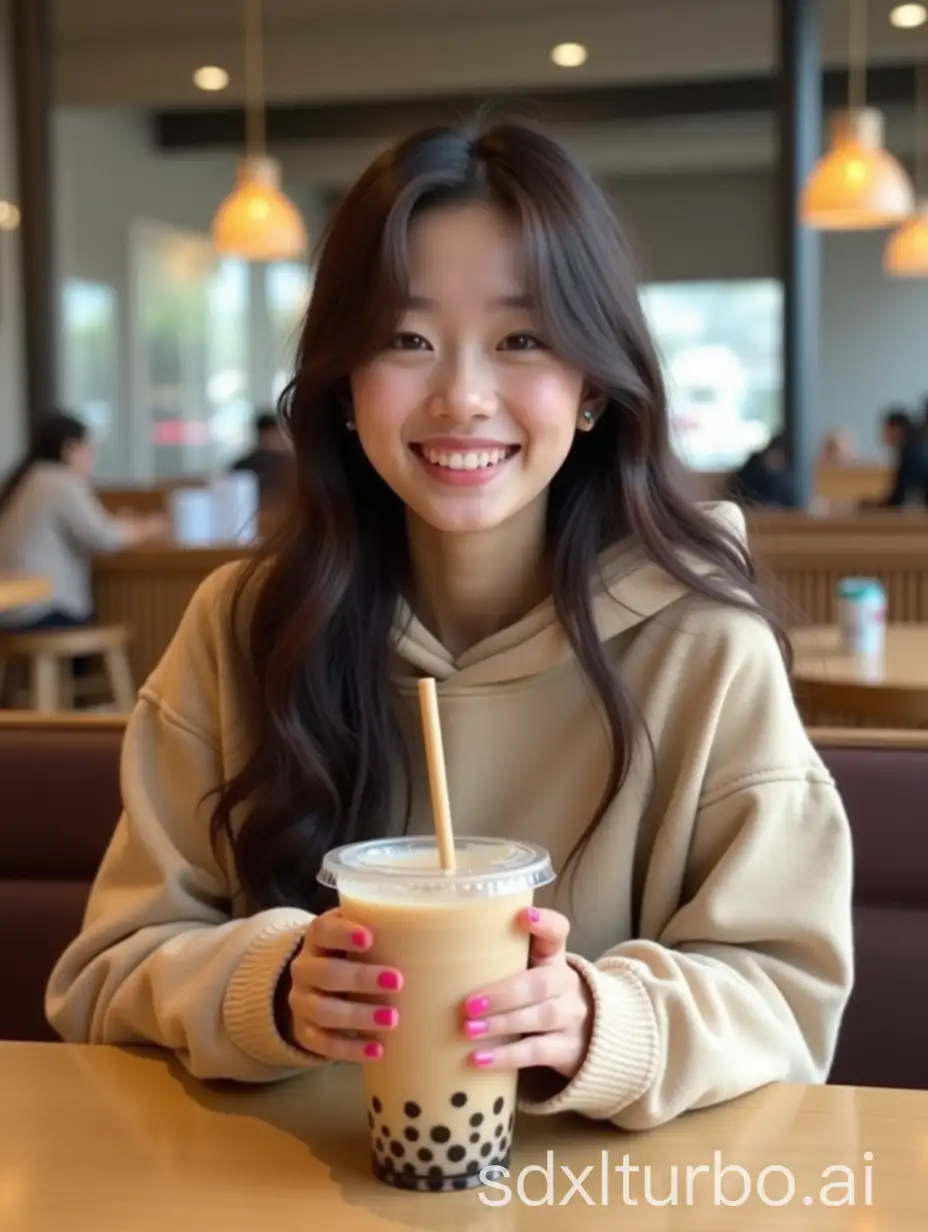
xmin=350 ymin=202 xmax=595 ymax=535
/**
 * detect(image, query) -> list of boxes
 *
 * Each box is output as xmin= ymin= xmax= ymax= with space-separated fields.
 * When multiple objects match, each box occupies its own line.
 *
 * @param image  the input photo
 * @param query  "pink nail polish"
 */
xmin=377 ymin=971 xmax=401 ymax=991
xmin=351 ymin=930 xmax=368 ymax=948
xmin=374 ymin=1008 xmax=398 ymax=1028
xmin=465 ymin=996 xmax=489 ymax=1017
xmin=464 ymin=1019 xmax=487 ymax=1039
xmin=363 ymin=1042 xmax=383 ymax=1059
xmin=527 ymin=907 xmax=541 ymax=923
xmin=471 ymin=1051 xmax=494 ymax=1067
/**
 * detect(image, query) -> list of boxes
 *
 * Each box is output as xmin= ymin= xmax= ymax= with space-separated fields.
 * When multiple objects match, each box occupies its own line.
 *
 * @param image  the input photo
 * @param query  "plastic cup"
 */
xmin=318 ymin=836 xmax=556 ymax=1192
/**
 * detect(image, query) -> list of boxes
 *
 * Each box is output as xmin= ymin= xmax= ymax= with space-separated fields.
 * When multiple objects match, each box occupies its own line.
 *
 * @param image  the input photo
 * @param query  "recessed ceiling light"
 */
xmin=890 ymin=4 xmax=927 ymax=28
xmin=193 ymin=65 xmax=230 ymax=91
xmin=551 ymin=42 xmax=588 ymax=68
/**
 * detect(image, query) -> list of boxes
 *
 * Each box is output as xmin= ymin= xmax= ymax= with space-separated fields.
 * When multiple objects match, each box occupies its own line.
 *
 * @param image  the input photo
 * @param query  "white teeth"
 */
xmin=421 ymin=447 xmax=511 ymax=470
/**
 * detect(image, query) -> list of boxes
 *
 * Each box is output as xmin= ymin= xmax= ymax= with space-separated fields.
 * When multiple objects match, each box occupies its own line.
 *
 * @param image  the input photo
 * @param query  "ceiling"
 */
xmin=51 ymin=0 xmax=928 ymax=109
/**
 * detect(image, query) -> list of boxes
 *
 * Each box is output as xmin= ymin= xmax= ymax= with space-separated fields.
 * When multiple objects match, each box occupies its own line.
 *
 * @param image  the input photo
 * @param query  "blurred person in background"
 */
xmin=0 ymin=411 xmax=165 ymax=632
xmin=230 ymin=410 xmax=294 ymax=505
xmin=724 ymin=432 xmax=796 ymax=508
xmin=863 ymin=408 xmax=928 ymax=508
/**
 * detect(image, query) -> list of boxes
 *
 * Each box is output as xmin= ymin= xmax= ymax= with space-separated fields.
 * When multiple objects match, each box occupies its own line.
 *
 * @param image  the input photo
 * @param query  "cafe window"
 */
xmin=266 ymin=261 xmax=312 ymax=402
xmin=60 ymin=279 xmax=119 ymax=480
xmin=639 ymin=279 xmax=782 ymax=471
xmin=131 ymin=222 xmax=249 ymax=480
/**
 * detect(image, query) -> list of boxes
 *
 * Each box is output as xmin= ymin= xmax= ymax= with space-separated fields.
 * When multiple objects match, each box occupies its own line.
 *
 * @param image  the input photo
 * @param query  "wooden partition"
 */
xmin=90 ymin=509 xmax=928 ymax=686
xmin=747 ymin=510 xmax=928 ymax=625
xmin=92 ymin=546 xmax=248 ymax=683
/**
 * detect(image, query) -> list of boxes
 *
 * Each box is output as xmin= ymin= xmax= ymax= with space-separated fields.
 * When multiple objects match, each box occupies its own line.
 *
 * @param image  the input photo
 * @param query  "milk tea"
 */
xmin=319 ymin=837 xmax=555 ymax=1192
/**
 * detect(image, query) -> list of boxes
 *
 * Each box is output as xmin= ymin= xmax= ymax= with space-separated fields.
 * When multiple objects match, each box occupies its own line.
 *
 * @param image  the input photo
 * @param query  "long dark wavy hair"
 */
xmin=211 ymin=117 xmax=788 ymax=914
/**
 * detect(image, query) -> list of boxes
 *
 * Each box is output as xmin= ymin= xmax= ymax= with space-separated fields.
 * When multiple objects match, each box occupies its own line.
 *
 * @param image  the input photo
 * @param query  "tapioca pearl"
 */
xmin=372 ymin=1097 xmax=382 ymax=1113
xmin=402 ymin=1162 xmax=416 ymax=1177
xmin=427 ymin=1178 xmax=444 ymax=1192
xmin=469 ymin=1112 xmax=484 ymax=1127
xmin=469 ymin=1131 xmax=480 ymax=1144
xmin=417 ymin=1147 xmax=433 ymax=1162
xmin=384 ymin=1157 xmax=395 ymax=1173
xmin=508 ymin=1112 xmax=514 ymax=1131
xmin=375 ymin=1138 xmax=384 ymax=1152
xmin=428 ymin=1166 xmax=443 ymax=1180
xmin=450 ymin=1091 xmax=467 ymax=1107
xmin=381 ymin=1126 xmax=391 ymax=1138
xmin=404 ymin=1101 xmax=421 ymax=1118
xmin=404 ymin=1126 xmax=419 ymax=1142
xmin=495 ymin=1123 xmax=504 ymax=1137
xmin=390 ymin=1140 xmax=405 ymax=1158
xmin=480 ymin=1142 xmax=493 ymax=1158
xmin=499 ymin=1137 xmax=510 ymax=1155
xmin=493 ymin=1097 xmax=504 ymax=1115
xmin=452 ymin=1178 xmax=469 ymax=1190
xmin=447 ymin=1145 xmax=466 ymax=1164
xmin=430 ymin=1125 xmax=451 ymax=1143
xmin=367 ymin=1112 xmax=374 ymax=1129
xmin=467 ymin=1160 xmax=480 ymax=1176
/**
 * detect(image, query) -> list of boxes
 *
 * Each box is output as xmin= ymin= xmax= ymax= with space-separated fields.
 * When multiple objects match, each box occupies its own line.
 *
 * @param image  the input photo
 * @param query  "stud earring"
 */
xmin=581 ymin=409 xmax=595 ymax=429
xmin=346 ymin=417 xmax=356 ymax=432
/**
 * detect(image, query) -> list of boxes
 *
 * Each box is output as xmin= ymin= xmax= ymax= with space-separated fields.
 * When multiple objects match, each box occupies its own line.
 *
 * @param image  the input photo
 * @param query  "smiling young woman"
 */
xmin=45 ymin=117 xmax=853 ymax=1134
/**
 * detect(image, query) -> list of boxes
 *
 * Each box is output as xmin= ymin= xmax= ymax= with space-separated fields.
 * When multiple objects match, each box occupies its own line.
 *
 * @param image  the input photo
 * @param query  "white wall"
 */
xmin=0 ymin=0 xmax=24 ymax=471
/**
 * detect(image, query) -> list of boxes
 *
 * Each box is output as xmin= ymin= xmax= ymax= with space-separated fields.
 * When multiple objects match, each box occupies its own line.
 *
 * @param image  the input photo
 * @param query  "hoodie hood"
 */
xmin=391 ymin=501 xmax=748 ymax=688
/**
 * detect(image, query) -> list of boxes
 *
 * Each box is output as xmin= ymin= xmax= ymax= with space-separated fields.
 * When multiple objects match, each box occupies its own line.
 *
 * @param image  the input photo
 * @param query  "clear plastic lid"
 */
xmin=318 ymin=836 xmax=555 ymax=901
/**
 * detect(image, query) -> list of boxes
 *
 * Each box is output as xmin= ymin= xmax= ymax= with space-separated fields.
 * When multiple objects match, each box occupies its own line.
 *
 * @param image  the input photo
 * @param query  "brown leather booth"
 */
xmin=1 ymin=716 xmax=926 ymax=1091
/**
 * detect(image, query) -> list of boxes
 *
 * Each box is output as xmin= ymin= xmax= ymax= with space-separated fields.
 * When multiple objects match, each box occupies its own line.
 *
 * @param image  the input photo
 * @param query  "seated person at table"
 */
xmin=865 ymin=408 xmax=928 ymax=508
xmin=45 ymin=120 xmax=853 ymax=1131
xmin=0 ymin=411 xmax=164 ymax=632
xmin=229 ymin=410 xmax=294 ymax=506
xmin=724 ymin=433 xmax=796 ymax=508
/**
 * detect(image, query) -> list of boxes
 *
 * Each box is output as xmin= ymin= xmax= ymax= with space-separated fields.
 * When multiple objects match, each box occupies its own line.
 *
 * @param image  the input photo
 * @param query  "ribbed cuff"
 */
xmin=518 ymin=953 xmax=659 ymax=1120
xmin=223 ymin=912 xmax=329 ymax=1071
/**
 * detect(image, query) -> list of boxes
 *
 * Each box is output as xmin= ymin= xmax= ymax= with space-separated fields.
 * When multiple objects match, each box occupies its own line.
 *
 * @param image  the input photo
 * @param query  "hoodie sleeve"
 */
xmin=44 ymin=566 xmax=325 ymax=1082
xmin=518 ymin=610 xmax=854 ymax=1130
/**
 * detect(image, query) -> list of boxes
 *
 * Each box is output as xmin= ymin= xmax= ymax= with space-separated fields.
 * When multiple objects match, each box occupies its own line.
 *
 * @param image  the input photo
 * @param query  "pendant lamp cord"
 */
xmin=916 ymin=60 xmax=927 ymax=196
xmin=847 ymin=0 xmax=867 ymax=113
xmin=244 ymin=0 xmax=266 ymax=158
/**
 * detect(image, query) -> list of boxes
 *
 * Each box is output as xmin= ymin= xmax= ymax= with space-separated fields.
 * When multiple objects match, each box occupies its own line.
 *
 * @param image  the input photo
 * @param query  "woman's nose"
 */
xmin=428 ymin=357 xmax=498 ymax=421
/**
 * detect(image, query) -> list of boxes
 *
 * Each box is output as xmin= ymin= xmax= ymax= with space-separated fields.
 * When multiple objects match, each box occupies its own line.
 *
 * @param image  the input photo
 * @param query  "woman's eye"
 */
xmin=500 ymin=333 xmax=546 ymax=351
xmin=389 ymin=332 xmax=431 ymax=351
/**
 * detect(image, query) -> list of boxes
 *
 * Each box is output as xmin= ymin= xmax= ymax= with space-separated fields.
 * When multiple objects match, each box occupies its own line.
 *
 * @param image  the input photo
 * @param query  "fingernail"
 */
xmin=373 ymin=1008 xmax=398 ymax=1028
xmin=363 ymin=1042 xmax=383 ymax=1059
xmin=465 ymin=996 xmax=489 ymax=1017
xmin=464 ymin=1019 xmax=487 ymax=1039
xmin=527 ymin=908 xmax=540 ymax=923
xmin=377 ymin=971 xmax=401 ymax=991
xmin=471 ymin=1051 xmax=494 ymax=1067
xmin=351 ymin=930 xmax=369 ymax=948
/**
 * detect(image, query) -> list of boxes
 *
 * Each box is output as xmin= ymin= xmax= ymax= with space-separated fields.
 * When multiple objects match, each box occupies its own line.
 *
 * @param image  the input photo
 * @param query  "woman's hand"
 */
xmin=459 ymin=907 xmax=594 ymax=1081
xmin=281 ymin=909 xmax=403 ymax=1062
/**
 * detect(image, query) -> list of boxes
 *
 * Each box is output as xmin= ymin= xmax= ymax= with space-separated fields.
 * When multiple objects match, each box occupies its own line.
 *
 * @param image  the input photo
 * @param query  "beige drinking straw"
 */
xmin=417 ymin=677 xmax=457 ymax=872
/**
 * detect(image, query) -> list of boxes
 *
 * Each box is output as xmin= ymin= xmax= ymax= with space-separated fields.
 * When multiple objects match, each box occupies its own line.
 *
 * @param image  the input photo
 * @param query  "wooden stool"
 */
xmin=0 ymin=625 xmax=135 ymax=712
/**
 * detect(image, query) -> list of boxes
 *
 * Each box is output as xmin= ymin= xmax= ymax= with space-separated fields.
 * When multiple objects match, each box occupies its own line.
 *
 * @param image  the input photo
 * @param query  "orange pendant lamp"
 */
xmin=885 ymin=62 xmax=928 ymax=275
xmin=801 ymin=0 xmax=915 ymax=229
xmin=211 ymin=0 xmax=307 ymax=260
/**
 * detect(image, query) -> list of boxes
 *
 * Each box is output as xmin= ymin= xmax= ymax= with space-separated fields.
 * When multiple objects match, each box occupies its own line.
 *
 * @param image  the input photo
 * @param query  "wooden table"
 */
xmin=3 ymin=1043 xmax=926 ymax=1229
xmin=792 ymin=624 xmax=928 ymax=727
xmin=0 ymin=573 xmax=49 ymax=614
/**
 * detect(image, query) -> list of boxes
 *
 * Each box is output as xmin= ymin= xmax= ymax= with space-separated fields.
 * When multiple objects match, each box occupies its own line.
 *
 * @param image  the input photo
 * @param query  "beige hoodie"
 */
xmin=45 ymin=503 xmax=854 ymax=1130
